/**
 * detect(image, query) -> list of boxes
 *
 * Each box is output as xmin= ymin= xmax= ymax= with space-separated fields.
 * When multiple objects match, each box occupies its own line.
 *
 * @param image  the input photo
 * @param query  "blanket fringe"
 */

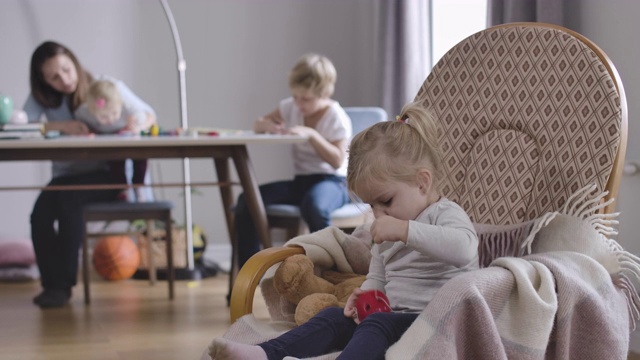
xmin=521 ymin=211 xmax=558 ymax=255
xmin=478 ymin=222 xmax=533 ymax=268
xmin=611 ymin=244 xmax=640 ymax=329
xmin=520 ymin=183 xmax=640 ymax=329
xmin=521 ymin=184 xmax=615 ymax=253
xmin=615 ymin=275 xmax=640 ymax=330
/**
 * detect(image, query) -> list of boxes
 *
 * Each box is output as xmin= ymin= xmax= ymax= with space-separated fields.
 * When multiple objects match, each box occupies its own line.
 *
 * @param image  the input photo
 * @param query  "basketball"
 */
xmin=92 ymin=235 xmax=140 ymax=281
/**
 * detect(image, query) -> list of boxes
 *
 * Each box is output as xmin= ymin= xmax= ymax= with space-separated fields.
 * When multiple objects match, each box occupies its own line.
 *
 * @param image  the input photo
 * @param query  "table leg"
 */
xmin=230 ymin=146 xmax=271 ymax=248
xmin=214 ymin=157 xmax=238 ymax=304
xmin=226 ymin=146 xmax=272 ymax=302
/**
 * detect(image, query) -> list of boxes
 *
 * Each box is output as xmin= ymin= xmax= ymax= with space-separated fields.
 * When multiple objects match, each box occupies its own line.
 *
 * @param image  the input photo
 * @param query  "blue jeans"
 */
xmin=258 ymin=307 xmax=418 ymax=360
xmin=235 ymin=174 xmax=349 ymax=268
xmin=30 ymin=170 xmax=120 ymax=291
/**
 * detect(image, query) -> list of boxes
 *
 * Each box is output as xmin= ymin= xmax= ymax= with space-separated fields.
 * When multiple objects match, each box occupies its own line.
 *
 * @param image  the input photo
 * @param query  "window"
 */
xmin=431 ymin=0 xmax=488 ymax=66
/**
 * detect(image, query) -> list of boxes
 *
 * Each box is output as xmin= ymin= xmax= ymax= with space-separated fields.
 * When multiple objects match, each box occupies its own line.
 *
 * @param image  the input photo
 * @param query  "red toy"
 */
xmin=355 ymin=290 xmax=391 ymax=321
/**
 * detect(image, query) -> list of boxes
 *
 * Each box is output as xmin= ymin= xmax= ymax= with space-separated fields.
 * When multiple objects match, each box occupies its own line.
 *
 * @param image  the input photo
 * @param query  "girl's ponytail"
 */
xmin=398 ymin=101 xmax=443 ymax=178
xmin=347 ymin=101 xmax=444 ymax=196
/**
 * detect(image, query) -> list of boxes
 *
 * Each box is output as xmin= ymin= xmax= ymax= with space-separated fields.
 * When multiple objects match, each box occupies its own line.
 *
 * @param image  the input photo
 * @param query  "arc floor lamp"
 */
xmin=159 ymin=0 xmax=197 ymax=277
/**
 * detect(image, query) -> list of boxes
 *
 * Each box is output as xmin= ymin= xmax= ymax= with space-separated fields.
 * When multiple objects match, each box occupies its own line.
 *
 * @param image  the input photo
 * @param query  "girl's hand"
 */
xmin=286 ymin=125 xmax=316 ymax=138
xmin=124 ymin=116 xmax=136 ymax=132
xmin=125 ymin=113 xmax=154 ymax=133
xmin=343 ymin=288 xmax=365 ymax=324
xmin=370 ymin=215 xmax=409 ymax=244
xmin=46 ymin=120 xmax=89 ymax=135
xmin=255 ymin=117 xmax=285 ymax=134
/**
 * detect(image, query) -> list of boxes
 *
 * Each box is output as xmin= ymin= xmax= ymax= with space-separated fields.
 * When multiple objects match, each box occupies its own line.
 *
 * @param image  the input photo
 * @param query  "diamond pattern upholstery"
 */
xmin=415 ymin=23 xmax=626 ymax=225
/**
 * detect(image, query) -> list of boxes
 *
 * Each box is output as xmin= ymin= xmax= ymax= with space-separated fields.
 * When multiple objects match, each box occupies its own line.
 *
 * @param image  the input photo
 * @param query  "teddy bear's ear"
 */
xmin=341 ymin=226 xmax=373 ymax=275
xmin=295 ymin=294 xmax=339 ymax=325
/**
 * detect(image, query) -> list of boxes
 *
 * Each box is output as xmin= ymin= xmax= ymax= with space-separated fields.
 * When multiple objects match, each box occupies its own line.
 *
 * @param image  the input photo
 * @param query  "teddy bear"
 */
xmin=273 ymin=254 xmax=366 ymax=325
xmin=266 ymin=223 xmax=374 ymax=325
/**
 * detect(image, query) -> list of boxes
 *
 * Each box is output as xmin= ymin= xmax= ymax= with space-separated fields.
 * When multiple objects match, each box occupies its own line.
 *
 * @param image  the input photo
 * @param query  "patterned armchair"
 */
xmin=225 ymin=22 xmax=629 ymax=352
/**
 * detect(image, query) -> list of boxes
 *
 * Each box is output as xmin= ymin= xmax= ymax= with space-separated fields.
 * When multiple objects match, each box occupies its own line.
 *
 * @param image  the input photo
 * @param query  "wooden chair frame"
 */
xmin=82 ymin=201 xmax=175 ymax=304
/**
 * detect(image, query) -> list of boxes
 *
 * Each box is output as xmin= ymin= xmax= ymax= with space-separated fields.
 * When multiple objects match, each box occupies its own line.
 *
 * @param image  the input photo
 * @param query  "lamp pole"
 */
xmin=159 ymin=0 xmax=195 ymax=272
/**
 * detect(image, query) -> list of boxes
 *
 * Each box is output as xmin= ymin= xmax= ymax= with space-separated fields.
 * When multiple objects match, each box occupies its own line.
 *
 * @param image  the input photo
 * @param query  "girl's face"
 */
xmin=94 ymin=104 xmax=122 ymax=125
xmin=291 ymin=87 xmax=327 ymax=117
xmin=358 ymin=178 xmax=430 ymax=221
xmin=41 ymin=54 xmax=78 ymax=94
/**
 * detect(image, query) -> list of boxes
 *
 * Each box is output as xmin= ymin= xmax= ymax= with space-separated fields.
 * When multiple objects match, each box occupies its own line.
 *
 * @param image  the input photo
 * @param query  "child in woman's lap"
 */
xmin=74 ymin=80 xmax=154 ymax=202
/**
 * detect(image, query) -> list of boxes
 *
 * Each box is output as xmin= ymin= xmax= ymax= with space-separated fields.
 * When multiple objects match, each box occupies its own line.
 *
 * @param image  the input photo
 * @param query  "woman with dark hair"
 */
xmin=23 ymin=40 xmax=156 ymax=308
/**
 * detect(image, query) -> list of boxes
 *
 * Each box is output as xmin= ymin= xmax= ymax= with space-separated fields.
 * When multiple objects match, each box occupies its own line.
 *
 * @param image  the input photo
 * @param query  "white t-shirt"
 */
xmin=279 ymin=97 xmax=352 ymax=177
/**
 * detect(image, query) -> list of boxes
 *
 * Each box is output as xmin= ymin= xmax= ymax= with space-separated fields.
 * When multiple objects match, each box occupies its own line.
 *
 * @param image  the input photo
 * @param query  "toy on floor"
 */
xmin=92 ymin=235 xmax=140 ymax=281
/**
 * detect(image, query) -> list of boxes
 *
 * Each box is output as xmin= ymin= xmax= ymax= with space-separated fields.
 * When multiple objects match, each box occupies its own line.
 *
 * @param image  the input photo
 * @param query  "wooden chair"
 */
xmin=265 ymin=107 xmax=387 ymax=239
xmin=228 ymin=22 xmax=628 ymax=326
xmin=82 ymin=196 xmax=175 ymax=305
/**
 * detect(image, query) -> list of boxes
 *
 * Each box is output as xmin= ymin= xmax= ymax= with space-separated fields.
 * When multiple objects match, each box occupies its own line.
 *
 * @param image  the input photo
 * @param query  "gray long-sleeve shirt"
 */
xmin=74 ymin=75 xmax=155 ymax=135
xmin=361 ymin=197 xmax=479 ymax=312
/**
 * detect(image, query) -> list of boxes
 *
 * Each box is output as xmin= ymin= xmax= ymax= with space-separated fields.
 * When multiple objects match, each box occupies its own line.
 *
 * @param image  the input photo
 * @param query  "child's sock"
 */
xmin=209 ymin=338 xmax=267 ymax=360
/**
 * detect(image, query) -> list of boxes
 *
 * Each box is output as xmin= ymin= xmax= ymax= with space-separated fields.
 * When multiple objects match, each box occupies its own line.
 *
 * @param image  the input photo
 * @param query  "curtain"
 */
xmin=379 ymin=0 xmax=431 ymax=118
xmin=488 ymin=0 xmax=564 ymax=26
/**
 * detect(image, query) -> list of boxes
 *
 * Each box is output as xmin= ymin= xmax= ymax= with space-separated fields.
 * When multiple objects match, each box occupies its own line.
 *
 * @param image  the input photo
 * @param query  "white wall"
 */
xmin=0 ymin=0 xmax=382 ymax=248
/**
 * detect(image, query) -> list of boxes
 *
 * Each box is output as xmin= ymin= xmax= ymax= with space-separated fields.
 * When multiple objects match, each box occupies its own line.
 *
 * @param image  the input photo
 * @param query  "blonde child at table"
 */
xmin=74 ymin=79 xmax=156 ymax=201
xmin=234 ymin=53 xmax=352 ymax=269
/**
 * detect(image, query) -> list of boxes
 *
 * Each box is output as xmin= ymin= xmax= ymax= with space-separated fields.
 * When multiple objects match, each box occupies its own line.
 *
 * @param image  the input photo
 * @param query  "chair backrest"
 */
xmin=414 ymin=23 xmax=627 ymax=225
xmin=344 ymin=107 xmax=388 ymax=136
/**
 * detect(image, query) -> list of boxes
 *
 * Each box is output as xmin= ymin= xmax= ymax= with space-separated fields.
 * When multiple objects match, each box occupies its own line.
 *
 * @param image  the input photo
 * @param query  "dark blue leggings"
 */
xmin=259 ymin=307 xmax=418 ymax=360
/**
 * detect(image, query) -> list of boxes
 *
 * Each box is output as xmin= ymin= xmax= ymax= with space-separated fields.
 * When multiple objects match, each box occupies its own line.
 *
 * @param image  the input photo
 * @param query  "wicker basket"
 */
xmin=137 ymin=227 xmax=187 ymax=269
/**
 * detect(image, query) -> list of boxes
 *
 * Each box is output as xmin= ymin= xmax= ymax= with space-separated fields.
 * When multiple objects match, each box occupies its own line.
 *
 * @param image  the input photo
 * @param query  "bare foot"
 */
xmin=209 ymin=338 xmax=267 ymax=360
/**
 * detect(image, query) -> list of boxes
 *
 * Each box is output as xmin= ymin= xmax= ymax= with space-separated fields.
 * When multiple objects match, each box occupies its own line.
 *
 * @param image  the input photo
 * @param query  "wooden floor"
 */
xmin=2 ymin=273 xmax=638 ymax=360
xmin=0 ymin=273 xmax=269 ymax=360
